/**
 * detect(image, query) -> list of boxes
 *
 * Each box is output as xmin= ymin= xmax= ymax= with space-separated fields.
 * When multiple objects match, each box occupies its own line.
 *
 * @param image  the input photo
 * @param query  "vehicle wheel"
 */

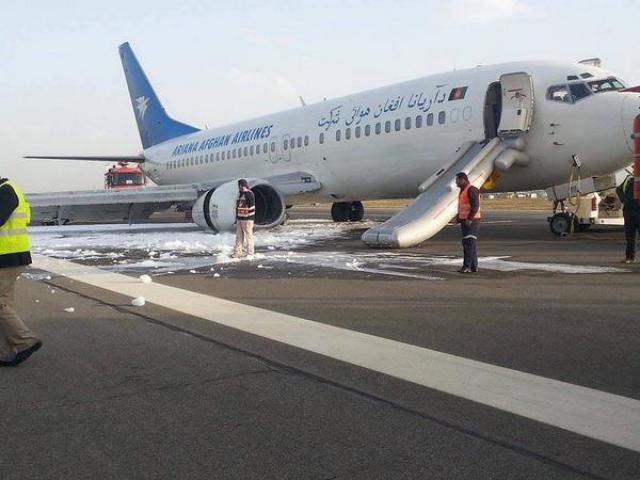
xmin=331 ymin=202 xmax=351 ymax=222
xmin=348 ymin=201 xmax=364 ymax=222
xmin=549 ymin=213 xmax=572 ymax=236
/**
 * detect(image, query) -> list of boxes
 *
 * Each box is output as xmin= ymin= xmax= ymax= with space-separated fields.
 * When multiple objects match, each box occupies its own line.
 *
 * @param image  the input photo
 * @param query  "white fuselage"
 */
xmin=142 ymin=61 xmax=639 ymax=203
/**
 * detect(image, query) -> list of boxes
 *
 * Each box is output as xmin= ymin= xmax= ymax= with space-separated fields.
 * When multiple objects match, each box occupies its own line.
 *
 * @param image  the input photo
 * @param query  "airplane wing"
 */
xmin=26 ymin=171 xmax=322 ymax=225
xmin=24 ymin=155 xmax=146 ymax=162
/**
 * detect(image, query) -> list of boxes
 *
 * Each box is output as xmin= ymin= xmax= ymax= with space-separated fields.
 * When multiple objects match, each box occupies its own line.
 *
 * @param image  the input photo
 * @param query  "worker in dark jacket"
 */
xmin=455 ymin=172 xmax=481 ymax=273
xmin=616 ymin=174 xmax=640 ymax=263
xmin=0 ymin=178 xmax=42 ymax=366
xmin=232 ymin=179 xmax=256 ymax=258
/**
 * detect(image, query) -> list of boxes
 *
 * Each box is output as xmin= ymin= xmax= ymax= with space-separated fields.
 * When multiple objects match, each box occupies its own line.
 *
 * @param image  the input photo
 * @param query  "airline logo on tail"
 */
xmin=135 ymin=96 xmax=149 ymax=120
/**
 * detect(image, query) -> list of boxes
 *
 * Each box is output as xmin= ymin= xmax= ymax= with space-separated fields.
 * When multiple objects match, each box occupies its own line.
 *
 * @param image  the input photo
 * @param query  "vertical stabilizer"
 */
xmin=118 ymin=42 xmax=199 ymax=149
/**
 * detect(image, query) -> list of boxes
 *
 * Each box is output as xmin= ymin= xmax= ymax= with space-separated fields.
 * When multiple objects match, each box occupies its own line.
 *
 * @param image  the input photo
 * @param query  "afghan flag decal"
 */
xmin=448 ymin=86 xmax=468 ymax=101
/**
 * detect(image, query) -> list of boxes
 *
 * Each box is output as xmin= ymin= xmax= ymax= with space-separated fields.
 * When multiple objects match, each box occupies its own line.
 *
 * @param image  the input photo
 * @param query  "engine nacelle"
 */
xmin=192 ymin=178 xmax=286 ymax=232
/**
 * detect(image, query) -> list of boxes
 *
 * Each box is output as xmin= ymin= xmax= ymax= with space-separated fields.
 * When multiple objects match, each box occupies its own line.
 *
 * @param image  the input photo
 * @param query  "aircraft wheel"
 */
xmin=331 ymin=202 xmax=351 ymax=222
xmin=549 ymin=213 xmax=572 ymax=236
xmin=348 ymin=201 xmax=364 ymax=222
xmin=281 ymin=211 xmax=290 ymax=226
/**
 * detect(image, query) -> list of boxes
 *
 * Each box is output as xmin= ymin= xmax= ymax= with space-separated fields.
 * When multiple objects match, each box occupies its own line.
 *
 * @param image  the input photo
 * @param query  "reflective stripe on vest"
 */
xmin=0 ymin=181 xmax=31 ymax=255
xmin=458 ymin=184 xmax=481 ymax=220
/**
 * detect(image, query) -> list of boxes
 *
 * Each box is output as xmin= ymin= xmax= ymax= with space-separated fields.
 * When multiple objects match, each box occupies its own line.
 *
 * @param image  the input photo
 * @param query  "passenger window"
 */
xmin=395 ymin=119 xmax=401 ymax=131
xmin=222 ymin=152 xmax=225 ymax=160
xmin=255 ymin=145 xmax=260 ymax=155
xmin=271 ymin=142 xmax=276 ymax=152
xmin=238 ymin=148 xmax=242 ymax=158
xmin=355 ymin=126 xmax=361 ymax=138
xmin=365 ymin=125 xmax=371 ymax=136
xmin=405 ymin=117 xmax=411 ymax=130
xmin=547 ymin=85 xmax=572 ymax=103
xmin=427 ymin=113 xmax=434 ymax=126
xmin=375 ymin=123 xmax=381 ymax=135
xmin=319 ymin=132 xmax=325 ymax=144
xmin=304 ymin=135 xmax=309 ymax=146
xmin=250 ymin=145 xmax=254 ymax=155
xmin=438 ymin=111 xmax=446 ymax=124
xmin=244 ymin=146 xmax=248 ymax=156
xmin=233 ymin=150 xmax=237 ymax=159
xmin=336 ymin=130 xmax=341 ymax=141
xmin=216 ymin=152 xmax=220 ymax=161
xmin=264 ymin=142 xmax=268 ymax=152
xmin=345 ymin=128 xmax=351 ymax=140
xmin=569 ymin=83 xmax=592 ymax=102
xmin=284 ymin=139 xmax=288 ymax=150
xmin=415 ymin=115 xmax=422 ymax=128
xmin=385 ymin=121 xmax=391 ymax=133
xmin=297 ymin=137 xmax=302 ymax=148
xmin=290 ymin=138 xmax=295 ymax=149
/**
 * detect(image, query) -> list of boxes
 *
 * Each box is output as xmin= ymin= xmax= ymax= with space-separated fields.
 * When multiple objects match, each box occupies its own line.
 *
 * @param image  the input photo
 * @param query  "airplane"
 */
xmin=25 ymin=43 xmax=640 ymax=248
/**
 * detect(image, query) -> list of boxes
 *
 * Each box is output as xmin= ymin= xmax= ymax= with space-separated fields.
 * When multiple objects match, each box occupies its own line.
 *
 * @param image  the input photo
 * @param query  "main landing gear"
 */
xmin=331 ymin=201 xmax=364 ymax=222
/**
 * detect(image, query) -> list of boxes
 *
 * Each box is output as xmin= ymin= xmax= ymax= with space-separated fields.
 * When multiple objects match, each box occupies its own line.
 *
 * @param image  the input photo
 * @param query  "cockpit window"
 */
xmin=588 ymin=77 xmax=625 ymax=93
xmin=547 ymin=83 xmax=592 ymax=104
xmin=547 ymin=85 xmax=572 ymax=103
xmin=569 ymin=83 xmax=592 ymax=102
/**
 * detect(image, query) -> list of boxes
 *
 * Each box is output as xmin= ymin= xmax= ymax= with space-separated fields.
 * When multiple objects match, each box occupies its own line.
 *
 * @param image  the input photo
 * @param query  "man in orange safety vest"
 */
xmin=455 ymin=172 xmax=481 ymax=273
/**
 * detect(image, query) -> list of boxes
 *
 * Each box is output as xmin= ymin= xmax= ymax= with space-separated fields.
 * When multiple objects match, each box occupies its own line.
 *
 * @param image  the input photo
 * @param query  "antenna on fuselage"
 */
xmin=578 ymin=58 xmax=602 ymax=67
xmin=299 ymin=96 xmax=306 ymax=107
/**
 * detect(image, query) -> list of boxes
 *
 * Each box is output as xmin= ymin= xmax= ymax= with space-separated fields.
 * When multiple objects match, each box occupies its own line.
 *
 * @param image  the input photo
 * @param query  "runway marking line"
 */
xmin=33 ymin=254 xmax=640 ymax=453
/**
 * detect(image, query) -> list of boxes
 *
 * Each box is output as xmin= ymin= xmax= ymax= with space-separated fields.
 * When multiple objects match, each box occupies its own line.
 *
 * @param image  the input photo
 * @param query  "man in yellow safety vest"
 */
xmin=455 ymin=172 xmax=481 ymax=273
xmin=0 ymin=178 xmax=42 ymax=366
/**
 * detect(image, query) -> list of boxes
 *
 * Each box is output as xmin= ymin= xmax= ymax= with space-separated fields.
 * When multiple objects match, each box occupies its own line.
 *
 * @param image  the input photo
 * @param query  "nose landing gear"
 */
xmin=331 ymin=201 xmax=364 ymax=222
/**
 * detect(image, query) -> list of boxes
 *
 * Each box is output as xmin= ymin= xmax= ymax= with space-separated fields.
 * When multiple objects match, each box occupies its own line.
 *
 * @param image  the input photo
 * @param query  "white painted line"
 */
xmin=33 ymin=254 xmax=640 ymax=452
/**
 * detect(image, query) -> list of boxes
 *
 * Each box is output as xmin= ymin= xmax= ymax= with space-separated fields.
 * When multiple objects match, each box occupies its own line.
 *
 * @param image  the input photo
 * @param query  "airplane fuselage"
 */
xmin=143 ymin=60 xmax=639 ymax=203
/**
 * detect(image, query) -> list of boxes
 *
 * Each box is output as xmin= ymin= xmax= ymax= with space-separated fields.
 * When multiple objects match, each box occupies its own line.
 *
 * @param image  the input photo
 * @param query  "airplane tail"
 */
xmin=118 ymin=42 xmax=199 ymax=149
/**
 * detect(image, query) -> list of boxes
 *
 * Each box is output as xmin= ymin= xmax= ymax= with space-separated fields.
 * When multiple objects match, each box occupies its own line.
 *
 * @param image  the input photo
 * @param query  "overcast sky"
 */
xmin=2 ymin=0 xmax=639 ymax=192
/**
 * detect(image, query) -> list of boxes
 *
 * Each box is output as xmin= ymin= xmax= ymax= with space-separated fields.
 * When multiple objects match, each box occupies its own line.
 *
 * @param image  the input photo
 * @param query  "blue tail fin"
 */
xmin=119 ymin=42 xmax=199 ymax=149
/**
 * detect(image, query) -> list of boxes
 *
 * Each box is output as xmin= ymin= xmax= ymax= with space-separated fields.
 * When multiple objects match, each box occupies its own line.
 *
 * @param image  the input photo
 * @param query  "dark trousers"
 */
xmin=624 ymin=210 xmax=640 ymax=259
xmin=461 ymin=221 xmax=480 ymax=270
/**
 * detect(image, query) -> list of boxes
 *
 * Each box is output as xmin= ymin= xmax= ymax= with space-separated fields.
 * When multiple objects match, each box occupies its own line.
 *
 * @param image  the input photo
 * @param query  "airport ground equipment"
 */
xmin=548 ymin=191 xmax=624 ymax=236
xmin=546 ymin=168 xmax=631 ymax=236
xmin=104 ymin=162 xmax=145 ymax=190
xmin=362 ymin=138 xmax=528 ymax=248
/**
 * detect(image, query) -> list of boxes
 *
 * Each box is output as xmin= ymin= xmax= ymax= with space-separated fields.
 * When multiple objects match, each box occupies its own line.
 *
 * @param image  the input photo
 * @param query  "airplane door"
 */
xmin=498 ymin=72 xmax=534 ymax=137
xmin=269 ymin=136 xmax=278 ymax=163
xmin=279 ymin=134 xmax=292 ymax=163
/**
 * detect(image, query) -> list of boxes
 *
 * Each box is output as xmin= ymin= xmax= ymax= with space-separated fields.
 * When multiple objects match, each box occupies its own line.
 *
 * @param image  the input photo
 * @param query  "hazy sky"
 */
xmin=2 ymin=0 xmax=639 ymax=192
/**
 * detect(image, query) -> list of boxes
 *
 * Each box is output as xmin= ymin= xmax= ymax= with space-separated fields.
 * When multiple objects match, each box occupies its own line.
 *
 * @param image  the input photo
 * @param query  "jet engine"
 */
xmin=192 ymin=178 xmax=286 ymax=232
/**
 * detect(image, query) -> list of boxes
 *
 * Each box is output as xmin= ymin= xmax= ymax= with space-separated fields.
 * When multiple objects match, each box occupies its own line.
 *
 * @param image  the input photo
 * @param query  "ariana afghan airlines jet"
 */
xmin=26 ymin=43 xmax=640 ymax=248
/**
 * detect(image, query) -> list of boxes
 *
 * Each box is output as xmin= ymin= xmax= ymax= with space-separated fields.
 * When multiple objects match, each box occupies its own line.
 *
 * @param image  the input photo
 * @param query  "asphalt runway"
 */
xmin=3 ymin=207 xmax=639 ymax=480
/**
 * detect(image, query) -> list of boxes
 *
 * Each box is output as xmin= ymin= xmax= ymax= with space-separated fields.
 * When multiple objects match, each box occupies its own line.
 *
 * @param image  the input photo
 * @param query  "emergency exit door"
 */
xmin=498 ymin=72 xmax=534 ymax=137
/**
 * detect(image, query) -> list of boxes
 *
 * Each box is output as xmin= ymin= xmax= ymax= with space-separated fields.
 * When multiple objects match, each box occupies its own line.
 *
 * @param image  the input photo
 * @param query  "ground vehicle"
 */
xmin=548 ymin=191 xmax=624 ymax=235
xmin=105 ymin=162 xmax=145 ymax=189
xmin=546 ymin=169 xmax=630 ymax=235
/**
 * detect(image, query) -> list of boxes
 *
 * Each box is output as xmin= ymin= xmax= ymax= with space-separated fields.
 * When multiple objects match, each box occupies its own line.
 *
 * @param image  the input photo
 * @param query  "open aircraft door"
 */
xmin=498 ymin=72 xmax=534 ymax=137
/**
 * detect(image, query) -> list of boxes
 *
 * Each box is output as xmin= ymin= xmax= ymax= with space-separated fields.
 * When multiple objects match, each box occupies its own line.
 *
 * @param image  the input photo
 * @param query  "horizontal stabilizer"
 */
xmin=24 ymin=155 xmax=145 ymax=163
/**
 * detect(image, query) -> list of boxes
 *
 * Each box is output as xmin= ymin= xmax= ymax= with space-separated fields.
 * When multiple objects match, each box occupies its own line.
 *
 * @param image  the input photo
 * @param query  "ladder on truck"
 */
xmin=362 ymin=138 xmax=506 ymax=249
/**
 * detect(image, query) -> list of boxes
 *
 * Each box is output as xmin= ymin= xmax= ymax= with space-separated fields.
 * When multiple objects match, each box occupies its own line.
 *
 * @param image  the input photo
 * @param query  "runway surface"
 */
xmin=3 ymin=207 xmax=639 ymax=479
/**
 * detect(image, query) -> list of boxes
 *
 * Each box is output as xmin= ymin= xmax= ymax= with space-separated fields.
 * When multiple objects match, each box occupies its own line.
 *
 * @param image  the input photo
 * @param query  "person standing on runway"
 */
xmin=616 ymin=173 xmax=640 ymax=263
xmin=455 ymin=172 xmax=481 ymax=273
xmin=0 ymin=177 xmax=42 ymax=366
xmin=232 ymin=179 xmax=256 ymax=258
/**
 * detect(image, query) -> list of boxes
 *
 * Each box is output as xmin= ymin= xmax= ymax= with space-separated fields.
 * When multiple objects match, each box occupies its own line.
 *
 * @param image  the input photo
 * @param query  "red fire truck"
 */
xmin=104 ymin=162 xmax=145 ymax=189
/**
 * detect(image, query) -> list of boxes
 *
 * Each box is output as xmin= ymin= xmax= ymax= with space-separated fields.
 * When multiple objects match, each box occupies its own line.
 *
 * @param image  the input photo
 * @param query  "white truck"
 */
xmin=546 ymin=168 xmax=630 ymax=235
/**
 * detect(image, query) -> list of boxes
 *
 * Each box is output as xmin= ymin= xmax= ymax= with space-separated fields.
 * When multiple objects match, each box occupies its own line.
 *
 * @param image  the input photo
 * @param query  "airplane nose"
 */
xmin=622 ymin=93 xmax=640 ymax=153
